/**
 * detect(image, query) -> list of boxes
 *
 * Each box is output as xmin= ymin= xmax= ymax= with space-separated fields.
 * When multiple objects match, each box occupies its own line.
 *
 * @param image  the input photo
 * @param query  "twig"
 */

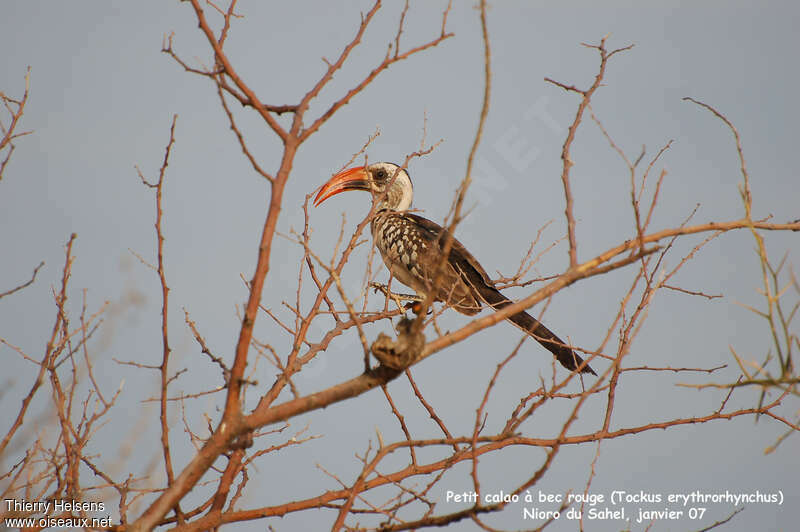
xmin=545 ymin=37 xmax=634 ymax=267
xmin=0 ymin=261 xmax=44 ymax=299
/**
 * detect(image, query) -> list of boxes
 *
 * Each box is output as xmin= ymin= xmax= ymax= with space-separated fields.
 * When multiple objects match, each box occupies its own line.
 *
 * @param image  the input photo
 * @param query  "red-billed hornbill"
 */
xmin=314 ymin=162 xmax=595 ymax=375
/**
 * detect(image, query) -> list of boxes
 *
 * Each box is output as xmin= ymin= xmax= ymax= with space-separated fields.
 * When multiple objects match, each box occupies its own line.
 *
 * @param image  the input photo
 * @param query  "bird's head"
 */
xmin=314 ymin=162 xmax=413 ymax=212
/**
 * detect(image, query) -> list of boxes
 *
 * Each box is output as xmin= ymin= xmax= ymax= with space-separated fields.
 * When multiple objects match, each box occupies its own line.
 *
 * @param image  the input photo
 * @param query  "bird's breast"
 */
xmin=372 ymin=213 xmax=429 ymax=293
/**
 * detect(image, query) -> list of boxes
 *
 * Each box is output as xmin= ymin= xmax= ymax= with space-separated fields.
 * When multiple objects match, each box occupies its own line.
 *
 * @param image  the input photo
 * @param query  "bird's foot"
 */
xmin=370 ymin=282 xmax=424 ymax=309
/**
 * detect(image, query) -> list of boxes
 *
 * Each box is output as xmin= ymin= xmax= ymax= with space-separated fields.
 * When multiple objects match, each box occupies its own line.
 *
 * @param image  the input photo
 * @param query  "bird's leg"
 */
xmin=370 ymin=282 xmax=423 ymax=307
xmin=369 ymin=282 xmax=433 ymax=314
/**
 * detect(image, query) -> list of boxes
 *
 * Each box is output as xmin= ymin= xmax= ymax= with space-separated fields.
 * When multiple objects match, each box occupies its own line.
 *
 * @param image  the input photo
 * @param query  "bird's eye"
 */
xmin=375 ymin=169 xmax=387 ymax=180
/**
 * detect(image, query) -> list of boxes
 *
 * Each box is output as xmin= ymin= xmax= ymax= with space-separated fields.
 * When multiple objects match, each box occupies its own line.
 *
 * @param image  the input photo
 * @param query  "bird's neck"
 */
xmin=380 ymin=185 xmax=412 ymax=211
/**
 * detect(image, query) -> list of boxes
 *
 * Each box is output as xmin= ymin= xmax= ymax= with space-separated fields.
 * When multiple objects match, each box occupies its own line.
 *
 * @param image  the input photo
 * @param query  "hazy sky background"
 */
xmin=1 ymin=1 xmax=798 ymax=530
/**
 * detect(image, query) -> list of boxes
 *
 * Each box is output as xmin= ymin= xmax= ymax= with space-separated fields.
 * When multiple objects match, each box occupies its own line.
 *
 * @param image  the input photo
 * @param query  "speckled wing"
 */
xmin=372 ymin=212 xmax=482 ymax=313
xmin=404 ymin=214 xmax=595 ymax=375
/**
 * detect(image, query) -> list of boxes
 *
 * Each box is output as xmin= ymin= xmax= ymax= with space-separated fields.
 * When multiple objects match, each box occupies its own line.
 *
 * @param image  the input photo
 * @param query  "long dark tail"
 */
xmin=477 ymin=284 xmax=596 ymax=375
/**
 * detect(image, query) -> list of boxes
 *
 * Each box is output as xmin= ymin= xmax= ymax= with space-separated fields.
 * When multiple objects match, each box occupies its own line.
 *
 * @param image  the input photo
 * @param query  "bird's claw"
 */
xmin=370 ymin=282 xmax=384 ymax=294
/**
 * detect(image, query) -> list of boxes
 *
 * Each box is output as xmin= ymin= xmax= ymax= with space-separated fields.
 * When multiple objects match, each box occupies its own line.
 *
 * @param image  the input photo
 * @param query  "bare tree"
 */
xmin=1 ymin=2 xmax=798 ymax=531
xmin=0 ymin=68 xmax=32 ymax=183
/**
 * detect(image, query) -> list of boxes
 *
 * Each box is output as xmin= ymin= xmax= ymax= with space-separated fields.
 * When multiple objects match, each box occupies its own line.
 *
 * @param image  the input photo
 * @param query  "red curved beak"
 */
xmin=314 ymin=166 xmax=370 ymax=207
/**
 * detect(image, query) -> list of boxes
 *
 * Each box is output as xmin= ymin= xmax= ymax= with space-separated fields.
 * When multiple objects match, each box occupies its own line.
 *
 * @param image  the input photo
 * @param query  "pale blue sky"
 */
xmin=1 ymin=1 xmax=798 ymax=530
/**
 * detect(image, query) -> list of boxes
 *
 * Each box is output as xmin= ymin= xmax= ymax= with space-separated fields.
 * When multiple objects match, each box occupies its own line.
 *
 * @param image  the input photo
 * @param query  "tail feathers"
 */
xmin=478 ymin=285 xmax=596 ymax=375
xmin=436 ymin=226 xmax=596 ymax=376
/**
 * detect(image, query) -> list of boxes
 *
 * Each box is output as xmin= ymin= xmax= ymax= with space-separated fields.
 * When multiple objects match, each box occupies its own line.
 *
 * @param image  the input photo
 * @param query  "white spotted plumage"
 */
xmin=315 ymin=161 xmax=596 ymax=374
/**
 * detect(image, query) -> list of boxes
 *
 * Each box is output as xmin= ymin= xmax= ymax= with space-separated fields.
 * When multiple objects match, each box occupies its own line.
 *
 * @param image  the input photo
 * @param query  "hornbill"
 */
xmin=314 ymin=162 xmax=595 ymax=375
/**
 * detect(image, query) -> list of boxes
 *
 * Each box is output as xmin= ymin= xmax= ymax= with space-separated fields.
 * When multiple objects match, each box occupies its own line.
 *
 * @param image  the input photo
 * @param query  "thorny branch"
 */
xmin=1 ymin=234 xmax=123 ymax=525
xmin=0 ymin=260 xmax=44 ymax=300
xmin=136 ymin=114 xmax=183 ymax=523
xmin=128 ymin=2 xmax=454 ymax=530
xmin=0 ymin=68 xmax=33 ymax=182
xmin=157 ymin=11 xmax=796 ymax=526
xmin=4 ymin=3 xmax=797 ymax=531
xmin=545 ymin=36 xmax=634 ymax=268
xmin=128 ymin=14 xmax=800 ymax=529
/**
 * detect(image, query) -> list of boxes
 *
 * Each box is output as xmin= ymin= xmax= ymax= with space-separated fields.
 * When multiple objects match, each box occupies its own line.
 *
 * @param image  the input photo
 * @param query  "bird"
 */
xmin=314 ymin=162 xmax=595 ymax=375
